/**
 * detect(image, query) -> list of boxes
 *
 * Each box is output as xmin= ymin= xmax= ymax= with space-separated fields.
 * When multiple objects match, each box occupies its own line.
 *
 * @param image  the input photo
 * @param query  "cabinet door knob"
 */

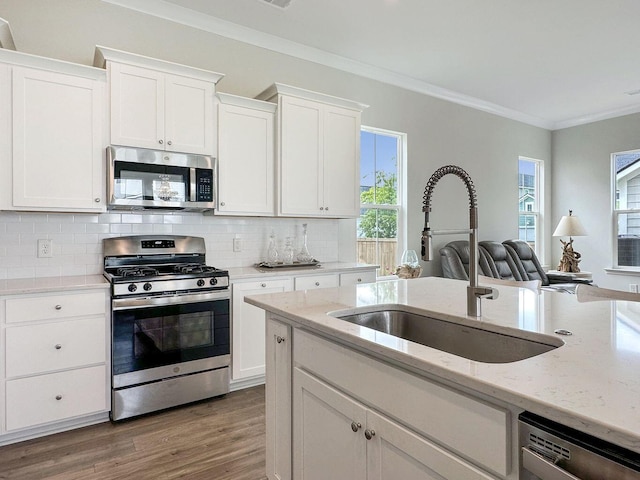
xmin=364 ymin=429 xmax=376 ymax=440
xmin=315 ymin=282 xmax=320 ymax=286
xmin=357 ymin=278 xmax=362 ymax=282
xmin=319 ymin=207 xmax=324 ymax=211
xmin=94 ymin=198 xmax=101 ymax=203
xmin=55 ymin=395 xmax=63 ymax=401
xmin=325 ymin=207 xmax=329 ymax=211
xmin=220 ymin=201 xmax=226 ymax=206
xmin=167 ymin=140 xmax=172 ymax=146
xmin=350 ymin=421 xmax=361 ymax=432
xmin=276 ymin=335 xmax=285 ymax=344
xmin=55 ymin=344 xmax=62 ymax=350
xmin=55 ymin=305 xmax=62 ymax=310
xmin=261 ymin=283 xmax=267 ymax=288
xmin=158 ymin=139 xmax=164 ymax=144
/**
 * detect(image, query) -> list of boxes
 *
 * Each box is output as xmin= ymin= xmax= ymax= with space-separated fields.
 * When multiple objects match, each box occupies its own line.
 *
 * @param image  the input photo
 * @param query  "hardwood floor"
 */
xmin=0 ymin=386 xmax=267 ymax=480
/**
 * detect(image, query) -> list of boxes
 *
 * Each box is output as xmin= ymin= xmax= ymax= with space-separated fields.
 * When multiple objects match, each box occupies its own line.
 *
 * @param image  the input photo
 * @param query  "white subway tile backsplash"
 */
xmin=0 ymin=212 xmax=342 ymax=279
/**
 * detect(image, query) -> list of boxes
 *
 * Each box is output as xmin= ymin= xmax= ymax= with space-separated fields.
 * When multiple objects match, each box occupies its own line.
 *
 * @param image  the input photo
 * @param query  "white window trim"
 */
xmin=360 ymin=125 xmax=407 ymax=279
xmin=611 ymin=149 xmax=640 ymax=272
xmin=519 ymin=156 xmax=544 ymax=259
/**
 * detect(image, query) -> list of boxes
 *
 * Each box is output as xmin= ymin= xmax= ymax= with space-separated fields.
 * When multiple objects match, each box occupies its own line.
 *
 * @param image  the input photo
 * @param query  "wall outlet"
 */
xmin=233 ymin=237 xmax=242 ymax=252
xmin=38 ymin=239 xmax=53 ymax=258
xmin=630 ymin=284 xmax=639 ymax=293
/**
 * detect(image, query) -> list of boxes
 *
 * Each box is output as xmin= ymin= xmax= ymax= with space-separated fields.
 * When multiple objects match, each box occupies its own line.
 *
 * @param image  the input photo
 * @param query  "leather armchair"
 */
xmin=478 ymin=241 xmax=523 ymax=281
xmin=439 ymin=240 xmax=493 ymax=280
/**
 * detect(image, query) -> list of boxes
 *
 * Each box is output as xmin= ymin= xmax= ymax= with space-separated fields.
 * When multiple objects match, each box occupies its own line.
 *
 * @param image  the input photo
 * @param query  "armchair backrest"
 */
xmin=439 ymin=240 xmax=493 ymax=280
xmin=502 ymin=239 xmax=549 ymax=286
xmin=478 ymin=241 xmax=523 ymax=281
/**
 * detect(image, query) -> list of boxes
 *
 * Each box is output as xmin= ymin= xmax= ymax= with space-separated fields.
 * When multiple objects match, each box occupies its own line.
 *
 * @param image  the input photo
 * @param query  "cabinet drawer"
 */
xmin=6 ymin=365 xmax=107 ymax=431
xmin=5 ymin=291 xmax=106 ymax=324
xmin=294 ymin=274 xmax=339 ymax=291
xmin=339 ymin=271 xmax=376 ymax=286
xmin=6 ymin=317 xmax=106 ymax=378
xmin=294 ymin=330 xmax=510 ymax=477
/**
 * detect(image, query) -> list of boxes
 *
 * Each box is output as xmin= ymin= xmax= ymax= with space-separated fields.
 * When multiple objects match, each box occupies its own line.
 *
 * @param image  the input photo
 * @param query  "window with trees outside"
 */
xmin=518 ymin=157 xmax=542 ymax=255
xmin=358 ymin=127 xmax=405 ymax=277
xmin=613 ymin=149 xmax=640 ymax=268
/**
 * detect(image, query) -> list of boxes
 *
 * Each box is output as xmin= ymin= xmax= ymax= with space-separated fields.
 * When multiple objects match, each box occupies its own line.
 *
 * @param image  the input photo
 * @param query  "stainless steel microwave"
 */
xmin=107 ymin=146 xmax=217 ymax=212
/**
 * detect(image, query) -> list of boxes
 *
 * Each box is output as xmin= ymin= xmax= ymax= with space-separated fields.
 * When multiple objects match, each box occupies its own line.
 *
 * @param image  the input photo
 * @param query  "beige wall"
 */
xmin=0 ymin=0 xmax=552 ymax=276
xmin=552 ymin=113 xmax=640 ymax=288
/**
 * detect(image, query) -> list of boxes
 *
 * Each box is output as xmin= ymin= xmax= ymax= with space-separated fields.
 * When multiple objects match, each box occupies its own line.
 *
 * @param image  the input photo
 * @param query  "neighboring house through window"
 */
xmin=518 ymin=157 xmax=543 ymax=255
xmin=613 ymin=149 xmax=640 ymax=268
xmin=358 ymin=127 xmax=406 ymax=277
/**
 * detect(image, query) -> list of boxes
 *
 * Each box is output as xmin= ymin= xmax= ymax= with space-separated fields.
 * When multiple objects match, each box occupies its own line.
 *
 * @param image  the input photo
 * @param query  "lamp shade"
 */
xmin=552 ymin=210 xmax=587 ymax=237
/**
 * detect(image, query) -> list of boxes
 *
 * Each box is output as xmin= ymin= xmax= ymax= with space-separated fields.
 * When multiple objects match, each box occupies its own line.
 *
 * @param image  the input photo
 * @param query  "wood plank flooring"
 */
xmin=0 ymin=385 xmax=267 ymax=480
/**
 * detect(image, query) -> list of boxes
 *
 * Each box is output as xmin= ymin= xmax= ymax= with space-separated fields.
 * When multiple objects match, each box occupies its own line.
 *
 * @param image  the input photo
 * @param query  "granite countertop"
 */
xmin=245 ymin=276 xmax=640 ymax=453
xmin=228 ymin=262 xmax=378 ymax=280
xmin=0 ymin=275 xmax=108 ymax=296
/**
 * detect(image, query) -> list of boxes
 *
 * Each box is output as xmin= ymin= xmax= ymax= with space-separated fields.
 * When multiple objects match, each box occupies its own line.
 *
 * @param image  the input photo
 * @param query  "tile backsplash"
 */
xmin=0 ymin=211 xmax=341 ymax=279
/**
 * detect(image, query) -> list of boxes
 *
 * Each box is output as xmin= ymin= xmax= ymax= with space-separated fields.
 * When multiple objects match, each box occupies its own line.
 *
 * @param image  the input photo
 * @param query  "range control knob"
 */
xmin=197 ymin=279 xmax=205 ymax=287
xmin=128 ymin=283 xmax=138 ymax=293
xmin=143 ymin=282 xmax=152 ymax=291
xmin=210 ymin=278 xmax=218 ymax=286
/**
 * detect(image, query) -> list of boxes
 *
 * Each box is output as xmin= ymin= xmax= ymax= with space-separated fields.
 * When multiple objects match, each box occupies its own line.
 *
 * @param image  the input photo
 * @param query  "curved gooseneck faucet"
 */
xmin=421 ymin=165 xmax=497 ymax=317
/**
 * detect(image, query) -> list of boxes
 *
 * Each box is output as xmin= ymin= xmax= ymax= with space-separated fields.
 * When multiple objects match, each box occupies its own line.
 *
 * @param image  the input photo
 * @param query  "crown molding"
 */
xmin=101 ymin=0 xmax=556 ymax=129
xmin=552 ymin=103 xmax=640 ymax=131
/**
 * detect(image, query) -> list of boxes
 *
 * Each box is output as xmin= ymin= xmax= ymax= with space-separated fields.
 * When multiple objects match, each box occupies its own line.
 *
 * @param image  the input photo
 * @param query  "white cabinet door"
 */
xmin=266 ymin=317 xmax=292 ymax=480
xmin=110 ymin=62 xmax=164 ymax=150
xmin=164 ymin=74 xmax=214 ymax=155
xmin=366 ymin=410 xmax=498 ymax=480
xmin=11 ymin=66 xmax=104 ymax=211
xmin=293 ymin=368 xmax=367 ymax=480
xmin=217 ymin=99 xmax=274 ymax=215
xmin=294 ymin=273 xmax=339 ymax=291
xmin=279 ymin=95 xmax=323 ymax=216
xmin=231 ymin=278 xmax=292 ymax=380
xmin=340 ymin=270 xmax=377 ymax=286
xmin=323 ymin=105 xmax=360 ymax=217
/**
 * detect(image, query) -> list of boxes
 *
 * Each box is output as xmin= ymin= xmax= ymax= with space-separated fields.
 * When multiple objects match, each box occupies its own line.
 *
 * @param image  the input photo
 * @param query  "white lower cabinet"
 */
xmin=293 ymin=273 xmax=339 ymax=291
xmin=231 ymin=278 xmax=293 ymax=381
xmin=0 ymin=288 xmax=110 ymax=442
xmin=294 ymin=368 xmax=498 ymax=480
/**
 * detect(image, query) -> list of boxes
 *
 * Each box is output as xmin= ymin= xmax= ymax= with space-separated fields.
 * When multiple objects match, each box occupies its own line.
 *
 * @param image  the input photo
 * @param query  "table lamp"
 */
xmin=552 ymin=210 xmax=587 ymax=272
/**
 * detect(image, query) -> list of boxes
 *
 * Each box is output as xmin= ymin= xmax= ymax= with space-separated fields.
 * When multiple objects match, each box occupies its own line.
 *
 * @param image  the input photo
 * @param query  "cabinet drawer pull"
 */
xmin=350 ymin=421 xmax=361 ymax=432
xmin=158 ymin=139 xmax=163 ymax=144
xmin=325 ymin=207 xmax=329 ymax=211
xmin=319 ymin=207 xmax=324 ymax=211
xmin=55 ymin=305 xmax=62 ymax=310
xmin=315 ymin=282 xmax=320 ymax=287
xmin=94 ymin=198 xmax=101 ymax=203
xmin=55 ymin=395 xmax=62 ymax=401
xmin=364 ymin=429 xmax=376 ymax=440
xmin=55 ymin=344 xmax=62 ymax=350
xmin=276 ymin=335 xmax=285 ymax=344
xmin=167 ymin=140 xmax=172 ymax=146
xmin=261 ymin=283 xmax=267 ymax=288
xmin=357 ymin=278 xmax=362 ymax=282
xmin=220 ymin=202 xmax=226 ymax=206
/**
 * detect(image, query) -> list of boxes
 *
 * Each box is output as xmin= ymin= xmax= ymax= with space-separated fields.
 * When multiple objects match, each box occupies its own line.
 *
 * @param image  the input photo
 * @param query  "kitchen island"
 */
xmin=246 ymin=276 xmax=640 ymax=479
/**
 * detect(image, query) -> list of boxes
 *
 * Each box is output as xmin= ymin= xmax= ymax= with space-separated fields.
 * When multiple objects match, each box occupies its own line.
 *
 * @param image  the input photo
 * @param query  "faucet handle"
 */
xmin=478 ymin=286 xmax=499 ymax=300
xmin=421 ymin=229 xmax=432 ymax=261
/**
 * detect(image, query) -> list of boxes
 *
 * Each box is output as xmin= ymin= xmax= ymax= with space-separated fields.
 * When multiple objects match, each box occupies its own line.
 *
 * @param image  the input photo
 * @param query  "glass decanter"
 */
xmin=297 ymin=223 xmax=314 ymax=263
xmin=282 ymin=236 xmax=295 ymax=264
xmin=266 ymin=231 xmax=279 ymax=264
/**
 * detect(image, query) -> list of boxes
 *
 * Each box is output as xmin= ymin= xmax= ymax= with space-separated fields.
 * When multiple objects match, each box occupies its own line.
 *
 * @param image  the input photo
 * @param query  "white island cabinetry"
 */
xmin=0 ymin=286 xmax=110 ymax=445
xmin=257 ymin=83 xmax=367 ymax=218
xmin=0 ymin=50 xmax=105 ymax=213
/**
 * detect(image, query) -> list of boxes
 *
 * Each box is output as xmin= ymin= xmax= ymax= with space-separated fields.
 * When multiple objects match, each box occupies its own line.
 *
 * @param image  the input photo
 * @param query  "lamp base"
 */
xmin=557 ymin=237 xmax=581 ymax=273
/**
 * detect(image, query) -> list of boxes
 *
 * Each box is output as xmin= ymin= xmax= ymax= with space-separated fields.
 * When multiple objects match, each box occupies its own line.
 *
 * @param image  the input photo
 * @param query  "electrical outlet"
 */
xmin=233 ymin=237 xmax=242 ymax=252
xmin=630 ymin=284 xmax=638 ymax=293
xmin=38 ymin=239 xmax=53 ymax=258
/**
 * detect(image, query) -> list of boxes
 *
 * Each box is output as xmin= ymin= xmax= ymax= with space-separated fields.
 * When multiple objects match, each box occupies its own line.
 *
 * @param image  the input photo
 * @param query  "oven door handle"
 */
xmin=112 ymin=290 xmax=229 ymax=310
xmin=522 ymin=447 xmax=582 ymax=480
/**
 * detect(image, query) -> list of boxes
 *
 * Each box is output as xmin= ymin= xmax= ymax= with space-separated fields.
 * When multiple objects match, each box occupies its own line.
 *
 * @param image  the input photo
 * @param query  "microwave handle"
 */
xmin=189 ymin=168 xmax=196 ymax=202
xmin=522 ymin=447 xmax=582 ymax=480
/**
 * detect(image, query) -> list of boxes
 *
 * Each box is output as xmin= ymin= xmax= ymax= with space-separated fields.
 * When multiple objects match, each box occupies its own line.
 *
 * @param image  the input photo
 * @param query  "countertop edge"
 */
xmin=0 ymin=275 xmax=108 ymax=296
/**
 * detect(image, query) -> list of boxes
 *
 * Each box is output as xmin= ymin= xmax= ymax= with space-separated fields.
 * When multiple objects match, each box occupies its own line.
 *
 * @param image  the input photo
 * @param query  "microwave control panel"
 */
xmin=195 ymin=169 xmax=214 ymax=202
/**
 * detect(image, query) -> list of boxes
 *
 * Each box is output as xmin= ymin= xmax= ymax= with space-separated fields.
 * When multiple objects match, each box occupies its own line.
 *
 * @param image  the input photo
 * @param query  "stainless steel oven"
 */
xmin=104 ymin=235 xmax=230 ymax=421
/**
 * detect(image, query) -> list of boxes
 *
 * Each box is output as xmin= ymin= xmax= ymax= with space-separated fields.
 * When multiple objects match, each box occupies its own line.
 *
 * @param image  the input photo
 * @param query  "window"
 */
xmin=358 ymin=127 xmax=405 ymax=277
xmin=518 ymin=157 xmax=543 ymax=254
xmin=612 ymin=149 xmax=640 ymax=268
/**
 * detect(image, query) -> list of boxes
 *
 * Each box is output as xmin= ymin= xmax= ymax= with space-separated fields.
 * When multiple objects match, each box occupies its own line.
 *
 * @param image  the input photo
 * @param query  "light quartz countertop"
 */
xmin=228 ymin=262 xmax=377 ymax=280
xmin=245 ymin=276 xmax=640 ymax=453
xmin=0 ymin=275 xmax=108 ymax=296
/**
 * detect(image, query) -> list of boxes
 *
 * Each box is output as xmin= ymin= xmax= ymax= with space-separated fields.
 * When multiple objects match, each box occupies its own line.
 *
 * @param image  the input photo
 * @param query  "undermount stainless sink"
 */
xmin=331 ymin=306 xmax=563 ymax=363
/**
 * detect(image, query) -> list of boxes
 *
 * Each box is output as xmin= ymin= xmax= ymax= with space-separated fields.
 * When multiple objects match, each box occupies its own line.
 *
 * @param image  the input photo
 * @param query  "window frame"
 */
xmin=518 ymin=156 xmax=544 ymax=257
xmin=611 ymin=148 xmax=640 ymax=271
xmin=358 ymin=125 xmax=407 ymax=279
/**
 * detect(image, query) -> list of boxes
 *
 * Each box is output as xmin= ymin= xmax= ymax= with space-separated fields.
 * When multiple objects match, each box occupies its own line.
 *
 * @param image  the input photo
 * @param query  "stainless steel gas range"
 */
xmin=103 ymin=235 xmax=230 ymax=421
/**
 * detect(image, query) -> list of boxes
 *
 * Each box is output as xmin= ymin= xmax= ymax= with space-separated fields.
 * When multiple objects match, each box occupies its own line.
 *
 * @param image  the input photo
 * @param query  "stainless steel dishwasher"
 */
xmin=519 ymin=412 xmax=640 ymax=479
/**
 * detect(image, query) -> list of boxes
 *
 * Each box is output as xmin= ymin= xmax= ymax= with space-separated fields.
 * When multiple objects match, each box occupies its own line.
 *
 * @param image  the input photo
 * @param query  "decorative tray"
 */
xmin=254 ymin=260 xmax=321 ymax=269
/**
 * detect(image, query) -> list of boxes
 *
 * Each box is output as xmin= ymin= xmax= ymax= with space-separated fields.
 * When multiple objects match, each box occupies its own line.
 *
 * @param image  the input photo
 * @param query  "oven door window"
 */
xmin=112 ymin=300 xmax=229 ymax=375
xmin=113 ymin=161 xmax=188 ymax=202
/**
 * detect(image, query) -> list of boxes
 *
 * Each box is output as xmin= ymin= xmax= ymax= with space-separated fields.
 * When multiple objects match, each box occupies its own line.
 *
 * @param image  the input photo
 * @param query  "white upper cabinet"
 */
xmin=216 ymin=93 xmax=275 ymax=216
xmin=95 ymin=46 xmax=223 ymax=156
xmin=257 ymin=83 xmax=367 ymax=218
xmin=0 ymin=49 xmax=106 ymax=213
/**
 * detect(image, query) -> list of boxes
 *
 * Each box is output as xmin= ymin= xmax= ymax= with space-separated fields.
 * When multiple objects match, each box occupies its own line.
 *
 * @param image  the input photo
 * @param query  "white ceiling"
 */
xmin=106 ymin=0 xmax=640 ymax=130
